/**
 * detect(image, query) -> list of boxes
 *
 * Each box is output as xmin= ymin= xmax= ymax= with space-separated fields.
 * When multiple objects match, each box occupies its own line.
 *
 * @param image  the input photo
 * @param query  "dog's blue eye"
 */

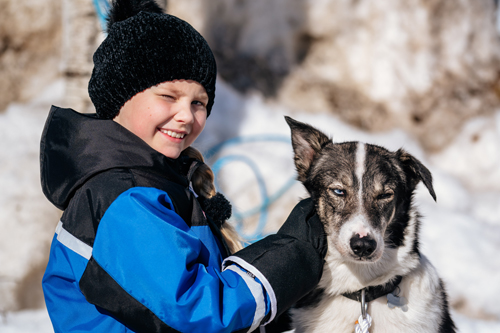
xmin=332 ymin=189 xmax=345 ymax=196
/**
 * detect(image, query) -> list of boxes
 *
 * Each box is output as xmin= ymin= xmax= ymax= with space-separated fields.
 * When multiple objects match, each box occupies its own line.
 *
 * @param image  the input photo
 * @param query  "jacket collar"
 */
xmin=40 ymin=106 xmax=189 ymax=210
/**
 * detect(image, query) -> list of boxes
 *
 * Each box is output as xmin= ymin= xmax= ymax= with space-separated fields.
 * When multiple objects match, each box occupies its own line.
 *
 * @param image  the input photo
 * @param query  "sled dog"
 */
xmin=285 ymin=116 xmax=456 ymax=333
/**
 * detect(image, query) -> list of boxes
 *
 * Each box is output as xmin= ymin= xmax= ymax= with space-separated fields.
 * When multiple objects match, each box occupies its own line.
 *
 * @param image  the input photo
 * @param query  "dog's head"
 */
xmin=285 ymin=116 xmax=436 ymax=263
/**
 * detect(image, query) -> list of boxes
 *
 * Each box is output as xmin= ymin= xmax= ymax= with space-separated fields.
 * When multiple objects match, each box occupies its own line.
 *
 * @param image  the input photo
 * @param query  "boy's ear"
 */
xmin=285 ymin=116 xmax=331 ymax=182
xmin=396 ymin=149 xmax=437 ymax=201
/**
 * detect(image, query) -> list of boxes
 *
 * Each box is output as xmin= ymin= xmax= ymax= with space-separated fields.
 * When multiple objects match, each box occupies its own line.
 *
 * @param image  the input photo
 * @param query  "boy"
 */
xmin=41 ymin=0 xmax=326 ymax=332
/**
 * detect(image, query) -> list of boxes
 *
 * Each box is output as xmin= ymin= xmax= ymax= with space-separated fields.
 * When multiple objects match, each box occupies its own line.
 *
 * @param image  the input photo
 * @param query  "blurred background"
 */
xmin=1 ymin=0 xmax=500 ymax=331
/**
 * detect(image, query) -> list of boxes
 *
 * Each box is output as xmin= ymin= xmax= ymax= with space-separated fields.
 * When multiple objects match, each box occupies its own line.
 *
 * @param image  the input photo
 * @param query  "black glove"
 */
xmin=277 ymin=197 xmax=327 ymax=259
xmin=226 ymin=197 xmax=327 ymax=319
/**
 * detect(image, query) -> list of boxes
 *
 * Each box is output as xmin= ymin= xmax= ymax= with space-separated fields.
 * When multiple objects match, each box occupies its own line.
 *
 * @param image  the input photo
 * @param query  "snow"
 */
xmin=0 ymin=81 xmax=63 ymax=312
xmin=1 ymin=78 xmax=499 ymax=331
xmin=0 ymin=309 xmax=53 ymax=333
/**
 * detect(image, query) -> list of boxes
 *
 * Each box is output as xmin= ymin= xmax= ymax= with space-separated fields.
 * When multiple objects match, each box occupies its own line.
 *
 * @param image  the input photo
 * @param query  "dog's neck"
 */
xmin=341 ymin=275 xmax=403 ymax=302
xmin=319 ymin=244 xmax=420 ymax=297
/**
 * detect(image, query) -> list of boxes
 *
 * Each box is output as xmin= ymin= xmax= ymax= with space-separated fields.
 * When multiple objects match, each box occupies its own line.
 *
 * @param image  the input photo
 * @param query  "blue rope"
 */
xmin=212 ymin=155 xmax=269 ymax=240
xmin=92 ymin=0 xmax=110 ymax=31
xmin=204 ymin=135 xmax=291 ymax=160
xmin=205 ymin=135 xmax=297 ymax=241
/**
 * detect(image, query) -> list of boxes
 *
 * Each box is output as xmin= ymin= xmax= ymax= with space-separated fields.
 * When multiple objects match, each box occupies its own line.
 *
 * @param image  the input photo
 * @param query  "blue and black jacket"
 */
xmin=40 ymin=106 xmax=323 ymax=332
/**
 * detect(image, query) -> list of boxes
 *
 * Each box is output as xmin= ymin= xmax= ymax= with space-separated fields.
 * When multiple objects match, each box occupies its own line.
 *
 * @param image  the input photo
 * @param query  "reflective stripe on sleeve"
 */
xmin=56 ymin=221 xmax=93 ymax=260
xmin=223 ymin=256 xmax=277 ymax=325
xmin=225 ymin=265 xmax=266 ymax=332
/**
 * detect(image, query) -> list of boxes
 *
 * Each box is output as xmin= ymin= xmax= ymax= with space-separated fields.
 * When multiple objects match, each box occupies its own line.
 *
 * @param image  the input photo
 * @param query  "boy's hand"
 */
xmin=277 ymin=198 xmax=328 ymax=259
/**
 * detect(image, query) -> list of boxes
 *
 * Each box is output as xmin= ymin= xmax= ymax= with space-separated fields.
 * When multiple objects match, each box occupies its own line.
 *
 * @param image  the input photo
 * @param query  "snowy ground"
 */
xmin=1 ymin=78 xmax=500 ymax=332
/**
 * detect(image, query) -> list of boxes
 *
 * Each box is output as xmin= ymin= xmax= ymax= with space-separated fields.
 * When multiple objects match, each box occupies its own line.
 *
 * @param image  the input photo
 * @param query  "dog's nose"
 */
xmin=350 ymin=234 xmax=377 ymax=257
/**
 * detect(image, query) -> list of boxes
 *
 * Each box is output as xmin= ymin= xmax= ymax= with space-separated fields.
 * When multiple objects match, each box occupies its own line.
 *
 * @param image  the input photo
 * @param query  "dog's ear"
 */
xmin=285 ymin=116 xmax=331 ymax=182
xmin=396 ymin=149 xmax=437 ymax=201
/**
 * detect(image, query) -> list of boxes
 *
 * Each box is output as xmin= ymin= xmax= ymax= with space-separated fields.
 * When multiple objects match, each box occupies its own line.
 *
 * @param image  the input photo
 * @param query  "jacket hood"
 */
xmin=40 ymin=106 xmax=190 ymax=210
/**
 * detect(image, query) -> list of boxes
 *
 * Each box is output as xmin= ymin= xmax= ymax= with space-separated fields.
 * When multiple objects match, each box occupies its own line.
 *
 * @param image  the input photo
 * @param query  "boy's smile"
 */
xmin=159 ymin=129 xmax=185 ymax=139
xmin=113 ymin=79 xmax=208 ymax=159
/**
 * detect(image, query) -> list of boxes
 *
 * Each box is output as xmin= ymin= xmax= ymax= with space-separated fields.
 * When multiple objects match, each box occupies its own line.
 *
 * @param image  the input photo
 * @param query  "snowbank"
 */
xmin=0 ymin=81 xmax=63 ymax=311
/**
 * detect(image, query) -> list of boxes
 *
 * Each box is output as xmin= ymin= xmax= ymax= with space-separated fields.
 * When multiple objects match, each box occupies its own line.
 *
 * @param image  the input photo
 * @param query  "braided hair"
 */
xmin=181 ymin=147 xmax=244 ymax=254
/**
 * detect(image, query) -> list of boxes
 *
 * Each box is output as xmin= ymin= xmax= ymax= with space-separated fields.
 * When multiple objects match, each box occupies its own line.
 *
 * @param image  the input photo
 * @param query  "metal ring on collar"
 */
xmin=361 ymin=289 xmax=367 ymax=319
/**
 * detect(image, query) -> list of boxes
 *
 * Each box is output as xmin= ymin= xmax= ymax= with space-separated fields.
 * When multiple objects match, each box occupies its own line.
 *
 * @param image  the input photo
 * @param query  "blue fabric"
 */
xmin=190 ymin=225 xmax=225 ymax=268
xmin=43 ymin=235 xmax=132 ymax=333
xmin=43 ymin=187 xmax=269 ymax=332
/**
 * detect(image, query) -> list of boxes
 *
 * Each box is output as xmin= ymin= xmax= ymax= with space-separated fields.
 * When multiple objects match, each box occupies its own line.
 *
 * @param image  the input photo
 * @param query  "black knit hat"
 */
xmin=88 ymin=0 xmax=217 ymax=119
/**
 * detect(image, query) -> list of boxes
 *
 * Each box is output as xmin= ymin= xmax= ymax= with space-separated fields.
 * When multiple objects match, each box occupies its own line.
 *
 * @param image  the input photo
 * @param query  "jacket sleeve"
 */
xmin=223 ymin=233 xmax=324 ymax=321
xmin=79 ymin=187 xmax=271 ymax=333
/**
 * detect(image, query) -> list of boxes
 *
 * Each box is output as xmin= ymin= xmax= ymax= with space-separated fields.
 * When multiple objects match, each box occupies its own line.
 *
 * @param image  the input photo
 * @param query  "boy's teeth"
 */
xmin=161 ymin=129 xmax=185 ymax=139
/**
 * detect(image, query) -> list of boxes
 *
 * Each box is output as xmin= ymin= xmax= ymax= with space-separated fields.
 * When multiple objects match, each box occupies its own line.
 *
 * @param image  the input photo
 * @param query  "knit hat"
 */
xmin=88 ymin=0 xmax=217 ymax=119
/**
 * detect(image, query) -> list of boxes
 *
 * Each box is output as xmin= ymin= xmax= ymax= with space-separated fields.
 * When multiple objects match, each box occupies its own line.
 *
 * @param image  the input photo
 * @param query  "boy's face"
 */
xmin=114 ymin=80 xmax=208 ymax=159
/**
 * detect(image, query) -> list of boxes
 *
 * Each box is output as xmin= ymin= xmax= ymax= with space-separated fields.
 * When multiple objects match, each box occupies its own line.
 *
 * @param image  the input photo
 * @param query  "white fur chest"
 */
xmin=290 ymin=255 xmax=444 ymax=333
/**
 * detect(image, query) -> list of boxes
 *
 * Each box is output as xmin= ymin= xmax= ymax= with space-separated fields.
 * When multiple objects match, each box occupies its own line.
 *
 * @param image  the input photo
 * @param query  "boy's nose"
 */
xmin=174 ymin=103 xmax=195 ymax=123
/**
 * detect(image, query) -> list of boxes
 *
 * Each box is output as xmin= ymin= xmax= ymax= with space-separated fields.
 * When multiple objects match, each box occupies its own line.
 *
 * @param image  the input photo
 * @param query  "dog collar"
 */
xmin=342 ymin=275 xmax=403 ymax=303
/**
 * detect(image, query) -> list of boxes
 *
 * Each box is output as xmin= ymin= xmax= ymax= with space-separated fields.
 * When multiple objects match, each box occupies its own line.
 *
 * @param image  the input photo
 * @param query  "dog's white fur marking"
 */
xmin=348 ymin=143 xmax=372 ymax=241
xmin=336 ymin=143 xmax=384 ymax=261
xmin=355 ymin=142 xmax=366 ymax=205
xmin=353 ymin=143 xmax=371 ymax=240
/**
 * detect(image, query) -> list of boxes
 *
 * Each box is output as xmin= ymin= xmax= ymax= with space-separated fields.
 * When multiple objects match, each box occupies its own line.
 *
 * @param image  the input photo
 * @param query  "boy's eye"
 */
xmin=192 ymin=100 xmax=206 ymax=107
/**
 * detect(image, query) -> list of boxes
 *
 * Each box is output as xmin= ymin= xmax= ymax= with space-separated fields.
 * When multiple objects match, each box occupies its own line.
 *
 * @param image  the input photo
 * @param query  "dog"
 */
xmin=284 ymin=116 xmax=456 ymax=333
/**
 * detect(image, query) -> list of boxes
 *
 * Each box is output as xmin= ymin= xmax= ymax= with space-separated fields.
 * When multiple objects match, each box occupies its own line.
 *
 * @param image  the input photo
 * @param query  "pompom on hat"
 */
xmin=88 ymin=0 xmax=217 ymax=119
